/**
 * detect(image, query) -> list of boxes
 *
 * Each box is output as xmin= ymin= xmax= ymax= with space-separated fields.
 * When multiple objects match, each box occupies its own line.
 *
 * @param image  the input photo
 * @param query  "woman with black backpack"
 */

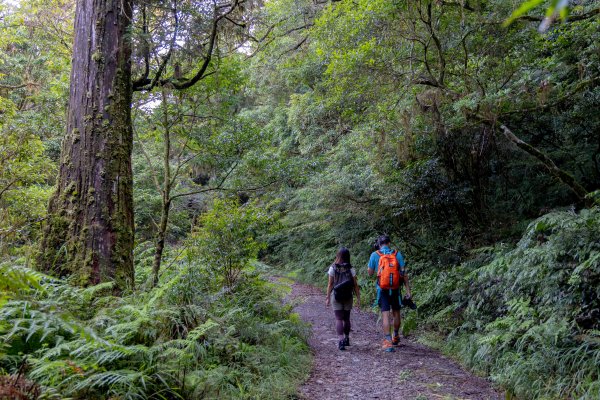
xmin=325 ymin=247 xmax=361 ymax=350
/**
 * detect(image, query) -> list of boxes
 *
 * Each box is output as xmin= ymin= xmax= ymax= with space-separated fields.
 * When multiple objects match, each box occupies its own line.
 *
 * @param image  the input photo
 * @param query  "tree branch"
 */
xmin=170 ymin=0 xmax=240 ymax=90
xmin=0 ymin=179 xmax=18 ymax=200
xmin=0 ymin=82 xmax=39 ymax=90
xmin=498 ymin=123 xmax=588 ymax=202
xmin=475 ymin=117 xmax=590 ymax=204
xmin=133 ymin=2 xmax=179 ymax=91
xmin=224 ymin=15 xmax=245 ymax=28
xmin=426 ymin=2 xmax=446 ymax=86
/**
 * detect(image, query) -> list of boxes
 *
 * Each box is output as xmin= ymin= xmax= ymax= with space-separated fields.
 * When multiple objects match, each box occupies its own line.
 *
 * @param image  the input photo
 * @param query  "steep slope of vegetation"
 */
xmin=416 ymin=209 xmax=600 ymax=398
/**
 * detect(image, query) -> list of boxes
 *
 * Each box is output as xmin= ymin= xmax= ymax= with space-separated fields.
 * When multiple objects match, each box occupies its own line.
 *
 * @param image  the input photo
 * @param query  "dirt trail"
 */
xmin=287 ymin=281 xmax=503 ymax=400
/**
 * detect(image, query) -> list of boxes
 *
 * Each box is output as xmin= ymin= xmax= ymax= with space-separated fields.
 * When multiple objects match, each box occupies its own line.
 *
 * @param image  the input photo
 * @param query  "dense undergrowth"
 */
xmin=0 ymin=202 xmax=311 ymax=400
xmin=0 ymin=260 xmax=310 ymax=399
xmin=414 ymin=207 xmax=600 ymax=399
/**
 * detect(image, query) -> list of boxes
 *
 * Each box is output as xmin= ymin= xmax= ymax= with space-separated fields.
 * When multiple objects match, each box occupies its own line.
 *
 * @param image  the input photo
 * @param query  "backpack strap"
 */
xmin=392 ymin=250 xmax=401 ymax=271
xmin=376 ymin=252 xmax=385 ymax=277
xmin=333 ymin=264 xmax=341 ymax=285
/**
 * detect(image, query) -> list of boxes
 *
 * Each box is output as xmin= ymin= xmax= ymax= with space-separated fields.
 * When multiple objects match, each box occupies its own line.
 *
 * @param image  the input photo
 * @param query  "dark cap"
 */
xmin=378 ymin=235 xmax=391 ymax=246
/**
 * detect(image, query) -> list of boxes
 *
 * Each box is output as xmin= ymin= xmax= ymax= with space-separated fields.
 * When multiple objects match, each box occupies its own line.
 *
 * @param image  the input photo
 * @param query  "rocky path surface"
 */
xmin=286 ymin=281 xmax=503 ymax=400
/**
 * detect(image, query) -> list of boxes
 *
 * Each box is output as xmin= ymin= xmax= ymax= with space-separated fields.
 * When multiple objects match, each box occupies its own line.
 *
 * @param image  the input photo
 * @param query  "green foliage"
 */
xmin=416 ymin=208 xmax=600 ymax=399
xmin=131 ymin=55 xmax=272 ymax=244
xmin=0 ymin=263 xmax=45 ymax=308
xmin=1 ymin=0 xmax=599 ymax=398
xmin=0 ymin=130 xmax=54 ymax=251
xmin=0 ymin=254 xmax=310 ymax=399
xmin=190 ymin=199 xmax=278 ymax=288
xmin=0 ymin=0 xmax=71 ymax=256
xmin=243 ymin=1 xmax=600 ymax=398
xmin=505 ymin=0 xmax=573 ymax=31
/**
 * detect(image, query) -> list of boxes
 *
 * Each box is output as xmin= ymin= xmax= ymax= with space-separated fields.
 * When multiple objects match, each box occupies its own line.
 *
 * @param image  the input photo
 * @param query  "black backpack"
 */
xmin=332 ymin=263 xmax=354 ymax=302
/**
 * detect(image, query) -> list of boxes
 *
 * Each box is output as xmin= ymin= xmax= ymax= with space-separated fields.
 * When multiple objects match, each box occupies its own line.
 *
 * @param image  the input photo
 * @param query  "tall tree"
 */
xmin=38 ymin=0 xmax=135 ymax=288
xmin=38 ymin=0 xmax=250 ymax=290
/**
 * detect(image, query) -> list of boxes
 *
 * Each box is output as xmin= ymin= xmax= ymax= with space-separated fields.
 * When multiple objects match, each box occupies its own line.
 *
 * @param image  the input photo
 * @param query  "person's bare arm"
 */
xmin=403 ymin=272 xmax=412 ymax=298
xmin=326 ymin=275 xmax=334 ymax=306
xmin=353 ymin=276 xmax=361 ymax=310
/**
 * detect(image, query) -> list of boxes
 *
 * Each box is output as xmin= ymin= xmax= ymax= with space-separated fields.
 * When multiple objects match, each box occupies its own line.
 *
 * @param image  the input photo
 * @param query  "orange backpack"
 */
xmin=377 ymin=250 xmax=402 ymax=290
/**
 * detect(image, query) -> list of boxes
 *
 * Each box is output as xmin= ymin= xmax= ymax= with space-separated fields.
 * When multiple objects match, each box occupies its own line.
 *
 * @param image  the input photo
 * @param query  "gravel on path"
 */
xmin=287 ymin=281 xmax=503 ymax=400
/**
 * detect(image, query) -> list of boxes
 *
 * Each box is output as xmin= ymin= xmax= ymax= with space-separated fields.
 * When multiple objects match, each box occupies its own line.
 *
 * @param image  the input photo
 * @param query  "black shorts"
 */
xmin=378 ymin=289 xmax=401 ymax=312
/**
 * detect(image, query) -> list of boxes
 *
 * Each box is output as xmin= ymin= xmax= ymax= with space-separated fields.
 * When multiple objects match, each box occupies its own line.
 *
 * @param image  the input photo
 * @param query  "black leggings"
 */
xmin=334 ymin=310 xmax=351 ymax=337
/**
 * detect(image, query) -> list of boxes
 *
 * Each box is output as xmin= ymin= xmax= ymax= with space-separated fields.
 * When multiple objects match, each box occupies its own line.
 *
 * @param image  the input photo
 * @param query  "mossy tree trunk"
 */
xmin=38 ymin=0 xmax=134 ymax=290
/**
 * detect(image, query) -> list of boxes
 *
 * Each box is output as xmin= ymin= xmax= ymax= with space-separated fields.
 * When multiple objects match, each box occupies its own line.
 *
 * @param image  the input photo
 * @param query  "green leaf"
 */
xmin=504 ymin=0 xmax=545 ymax=26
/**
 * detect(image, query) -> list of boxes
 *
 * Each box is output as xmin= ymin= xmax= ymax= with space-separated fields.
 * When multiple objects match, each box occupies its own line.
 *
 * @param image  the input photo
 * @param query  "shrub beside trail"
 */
xmin=414 ymin=208 xmax=600 ymax=399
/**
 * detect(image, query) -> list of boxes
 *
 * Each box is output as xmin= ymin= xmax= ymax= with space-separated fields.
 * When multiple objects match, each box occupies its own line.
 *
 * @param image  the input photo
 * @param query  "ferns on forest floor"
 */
xmin=0 ymin=255 xmax=311 ymax=399
xmin=413 ymin=208 xmax=600 ymax=400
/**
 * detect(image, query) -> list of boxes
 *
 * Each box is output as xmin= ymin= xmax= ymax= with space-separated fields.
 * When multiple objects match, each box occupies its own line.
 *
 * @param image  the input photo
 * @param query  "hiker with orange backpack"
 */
xmin=326 ymin=247 xmax=361 ymax=351
xmin=367 ymin=235 xmax=412 ymax=352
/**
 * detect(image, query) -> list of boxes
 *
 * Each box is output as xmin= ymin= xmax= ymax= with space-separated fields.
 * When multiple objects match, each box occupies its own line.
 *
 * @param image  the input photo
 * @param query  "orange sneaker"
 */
xmin=392 ymin=336 xmax=401 ymax=346
xmin=382 ymin=338 xmax=395 ymax=352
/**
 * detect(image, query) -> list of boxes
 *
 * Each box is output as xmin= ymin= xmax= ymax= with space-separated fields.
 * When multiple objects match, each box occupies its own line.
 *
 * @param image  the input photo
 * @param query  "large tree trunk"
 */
xmin=38 ymin=0 xmax=135 ymax=290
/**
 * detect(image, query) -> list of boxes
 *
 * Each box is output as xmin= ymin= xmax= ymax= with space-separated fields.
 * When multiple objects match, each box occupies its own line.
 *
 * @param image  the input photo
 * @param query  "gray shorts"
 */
xmin=330 ymin=292 xmax=353 ymax=311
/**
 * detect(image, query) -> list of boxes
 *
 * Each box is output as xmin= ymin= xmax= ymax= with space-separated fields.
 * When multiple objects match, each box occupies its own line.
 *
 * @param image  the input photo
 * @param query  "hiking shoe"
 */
xmin=338 ymin=340 xmax=346 ymax=351
xmin=392 ymin=336 xmax=401 ymax=346
xmin=382 ymin=339 xmax=395 ymax=352
xmin=403 ymin=296 xmax=417 ymax=310
xmin=343 ymin=337 xmax=350 ymax=347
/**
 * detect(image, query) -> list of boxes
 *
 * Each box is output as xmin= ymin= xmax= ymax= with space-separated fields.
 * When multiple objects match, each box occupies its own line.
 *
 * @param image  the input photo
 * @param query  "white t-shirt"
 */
xmin=327 ymin=264 xmax=356 ymax=277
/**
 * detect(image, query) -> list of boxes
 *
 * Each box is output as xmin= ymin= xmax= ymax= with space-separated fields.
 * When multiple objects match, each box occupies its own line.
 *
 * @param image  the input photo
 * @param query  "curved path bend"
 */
xmin=286 ymin=281 xmax=503 ymax=400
